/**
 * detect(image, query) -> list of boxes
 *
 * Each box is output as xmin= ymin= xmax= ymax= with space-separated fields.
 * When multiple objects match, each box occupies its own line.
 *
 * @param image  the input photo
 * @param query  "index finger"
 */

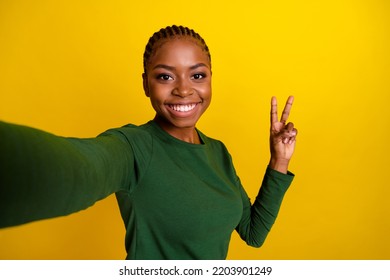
xmin=270 ymin=96 xmax=279 ymax=124
xmin=280 ymin=96 xmax=294 ymax=124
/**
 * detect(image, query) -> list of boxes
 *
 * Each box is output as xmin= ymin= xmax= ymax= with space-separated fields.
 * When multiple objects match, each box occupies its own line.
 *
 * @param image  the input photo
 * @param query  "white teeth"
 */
xmin=170 ymin=104 xmax=196 ymax=112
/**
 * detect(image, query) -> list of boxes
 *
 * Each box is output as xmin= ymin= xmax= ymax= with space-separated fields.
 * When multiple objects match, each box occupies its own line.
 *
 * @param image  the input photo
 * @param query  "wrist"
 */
xmin=269 ymin=158 xmax=290 ymax=174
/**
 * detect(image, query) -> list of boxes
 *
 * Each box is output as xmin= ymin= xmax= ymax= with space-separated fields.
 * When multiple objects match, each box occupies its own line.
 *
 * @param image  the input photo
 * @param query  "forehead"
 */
xmin=148 ymin=38 xmax=210 ymax=67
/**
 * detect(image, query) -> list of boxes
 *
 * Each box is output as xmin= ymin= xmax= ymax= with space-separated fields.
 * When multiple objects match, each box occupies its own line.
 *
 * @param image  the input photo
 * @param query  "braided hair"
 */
xmin=143 ymin=25 xmax=211 ymax=73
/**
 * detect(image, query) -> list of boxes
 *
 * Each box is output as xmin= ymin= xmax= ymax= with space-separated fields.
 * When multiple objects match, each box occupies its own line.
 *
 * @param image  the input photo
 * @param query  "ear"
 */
xmin=142 ymin=73 xmax=150 ymax=97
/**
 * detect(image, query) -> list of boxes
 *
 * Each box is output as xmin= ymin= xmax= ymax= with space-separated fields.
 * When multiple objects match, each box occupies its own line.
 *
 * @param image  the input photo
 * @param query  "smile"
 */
xmin=168 ymin=103 xmax=197 ymax=112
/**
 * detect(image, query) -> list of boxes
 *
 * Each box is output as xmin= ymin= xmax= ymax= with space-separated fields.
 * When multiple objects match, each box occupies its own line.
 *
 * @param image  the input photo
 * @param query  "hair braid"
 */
xmin=143 ymin=25 xmax=211 ymax=73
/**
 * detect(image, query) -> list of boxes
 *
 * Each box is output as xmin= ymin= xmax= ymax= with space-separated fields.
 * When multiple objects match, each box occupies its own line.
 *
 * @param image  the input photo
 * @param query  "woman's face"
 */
xmin=143 ymin=38 xmax=212 ymax=132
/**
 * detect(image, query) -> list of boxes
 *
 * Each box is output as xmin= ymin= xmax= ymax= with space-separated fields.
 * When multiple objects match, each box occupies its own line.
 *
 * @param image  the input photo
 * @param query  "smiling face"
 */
xmin=143 ymin=38 xmax=212 ymax=139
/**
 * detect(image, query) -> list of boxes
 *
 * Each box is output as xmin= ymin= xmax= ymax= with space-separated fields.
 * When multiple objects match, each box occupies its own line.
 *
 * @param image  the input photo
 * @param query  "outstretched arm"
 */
xmin=0 ymin=121 xmax=134 ymax=228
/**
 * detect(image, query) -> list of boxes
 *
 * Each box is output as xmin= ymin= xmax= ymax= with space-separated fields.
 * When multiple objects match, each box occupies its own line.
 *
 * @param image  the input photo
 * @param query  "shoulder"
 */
xmin=98 ymin=122 xmax=154 ymax=148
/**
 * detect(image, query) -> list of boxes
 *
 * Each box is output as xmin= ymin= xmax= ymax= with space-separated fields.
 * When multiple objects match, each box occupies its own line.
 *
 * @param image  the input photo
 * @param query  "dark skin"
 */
xmin=143 ymin=38 xmax=211 ymax=144
xmin=143 ymin=37 xmax=297 ymax=173
xmin=269 ymin=95 xmax=297 ymax=173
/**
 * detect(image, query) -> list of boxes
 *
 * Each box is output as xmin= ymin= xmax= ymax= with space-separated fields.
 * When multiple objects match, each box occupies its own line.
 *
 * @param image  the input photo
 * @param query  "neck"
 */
xmin=154 ymin=116 xmax=201 ymax=144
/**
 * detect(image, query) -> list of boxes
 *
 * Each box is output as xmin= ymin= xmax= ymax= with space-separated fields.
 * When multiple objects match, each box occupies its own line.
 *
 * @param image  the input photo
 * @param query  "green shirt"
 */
xmin=0 ymin=120 xmax=294 ymax=259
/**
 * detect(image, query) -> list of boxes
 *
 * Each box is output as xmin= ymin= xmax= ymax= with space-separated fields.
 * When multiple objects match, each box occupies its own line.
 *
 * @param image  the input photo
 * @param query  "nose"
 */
xmin=172 ymin=78 xmax=194 ymax=97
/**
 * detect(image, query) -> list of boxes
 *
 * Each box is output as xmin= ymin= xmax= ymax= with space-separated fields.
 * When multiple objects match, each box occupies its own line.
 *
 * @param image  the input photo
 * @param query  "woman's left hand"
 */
xmin=269 ymin=96 xmax=298 ymax=173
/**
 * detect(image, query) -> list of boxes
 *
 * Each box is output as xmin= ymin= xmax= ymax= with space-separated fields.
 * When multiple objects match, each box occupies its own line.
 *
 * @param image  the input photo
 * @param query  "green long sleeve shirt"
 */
xmin=0 ymin=120 xmax=294 ymax=259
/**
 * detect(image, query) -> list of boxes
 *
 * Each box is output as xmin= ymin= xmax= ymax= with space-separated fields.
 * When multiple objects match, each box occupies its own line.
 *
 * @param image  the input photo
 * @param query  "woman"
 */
xmin=0 ymin=25 xmax=297 ymax=259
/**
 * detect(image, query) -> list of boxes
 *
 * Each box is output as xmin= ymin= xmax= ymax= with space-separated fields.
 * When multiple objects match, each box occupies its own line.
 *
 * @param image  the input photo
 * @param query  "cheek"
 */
xmin=199 ymin=83 xmax=212 ymax=99
xmin=149 ymin=84 xmax=168 ymax=98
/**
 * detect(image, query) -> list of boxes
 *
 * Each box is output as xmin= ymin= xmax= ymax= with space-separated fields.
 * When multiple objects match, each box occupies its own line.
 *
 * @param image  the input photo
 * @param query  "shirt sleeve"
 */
xmin=0 ymin=121 xmax=136 ymax=228
xmin=235 ymin=167 xmax=294 ymax=247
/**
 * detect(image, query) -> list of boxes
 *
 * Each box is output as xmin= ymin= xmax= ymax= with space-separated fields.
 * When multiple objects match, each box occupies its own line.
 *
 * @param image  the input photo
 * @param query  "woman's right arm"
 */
xmin=0 ymin=121 xmax=135 ymax=228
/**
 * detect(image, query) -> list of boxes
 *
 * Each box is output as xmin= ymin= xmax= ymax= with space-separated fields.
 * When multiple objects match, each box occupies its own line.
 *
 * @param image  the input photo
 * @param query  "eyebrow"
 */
xmin=152 ymin=63 xmax=209 ymax=71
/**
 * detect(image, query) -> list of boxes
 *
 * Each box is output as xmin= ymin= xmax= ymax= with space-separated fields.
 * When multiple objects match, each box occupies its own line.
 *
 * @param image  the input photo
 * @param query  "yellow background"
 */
xmin=0 ymin=0 xmax=389 ymax=259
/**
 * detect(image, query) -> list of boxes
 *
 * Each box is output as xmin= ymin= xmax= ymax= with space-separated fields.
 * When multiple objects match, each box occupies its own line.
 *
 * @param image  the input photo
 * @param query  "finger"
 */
xmin=280 ymin=96 xmax=294 ymax=124
xmin=280 ymin=124 xmax=297 ymax=143
xmin=285 ymin=122 xmax=295 ymax=133
xmin=282 ymin=133 xmax=297 ymax=144
xmin=280 ymin=130 xmax=297 ymax=142
xmin=270 ymin=96 xmax=278 ymax=124
xmin=288 ymin=136 xmax=297 ymax=145
xmin=288 ymin=130 xmax=297 ymax=144
xmin=289 ymin=129 xmax=298 ymax=144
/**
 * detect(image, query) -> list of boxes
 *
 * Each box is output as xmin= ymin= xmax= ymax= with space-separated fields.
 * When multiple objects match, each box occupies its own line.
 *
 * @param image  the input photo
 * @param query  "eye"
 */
xmin=192 ymin=73 xmax=206 ymax=80
xmin=157 ymin=74 xmax=173 ymax=81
